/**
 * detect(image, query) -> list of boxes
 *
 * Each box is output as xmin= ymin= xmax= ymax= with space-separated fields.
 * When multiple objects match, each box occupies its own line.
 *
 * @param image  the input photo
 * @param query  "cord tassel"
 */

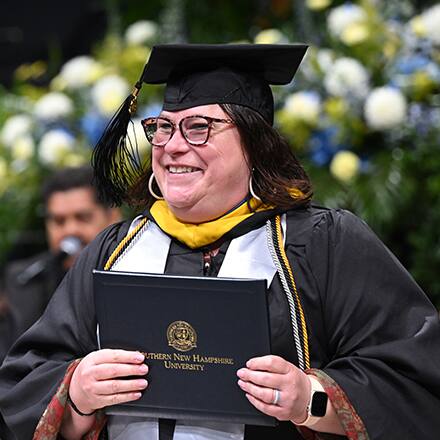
xmin=91 ymin=82 xmax=145 ymax=206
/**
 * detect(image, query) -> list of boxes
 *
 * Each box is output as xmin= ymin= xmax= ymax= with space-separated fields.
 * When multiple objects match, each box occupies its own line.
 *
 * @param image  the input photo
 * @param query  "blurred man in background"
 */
xmin=0 ymin=165 xmax=122 ymax=363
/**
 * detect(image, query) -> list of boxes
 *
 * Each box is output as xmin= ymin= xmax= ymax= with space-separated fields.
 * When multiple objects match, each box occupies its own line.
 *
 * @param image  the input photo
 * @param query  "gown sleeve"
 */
xmin=0 ymin=222 xmax=127 ymax=439
xmin=305 ymin=209 xmax=440 ymax=440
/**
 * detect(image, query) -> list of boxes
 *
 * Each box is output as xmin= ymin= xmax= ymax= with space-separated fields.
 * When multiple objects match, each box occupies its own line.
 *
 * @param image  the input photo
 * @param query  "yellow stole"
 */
xmin=150 ymin=198 xmax=273 ymax=249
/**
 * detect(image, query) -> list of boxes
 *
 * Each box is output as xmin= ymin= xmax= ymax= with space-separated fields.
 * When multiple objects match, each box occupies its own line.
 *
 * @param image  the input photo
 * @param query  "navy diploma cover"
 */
xmin=94 ymin=270 xmax=275 ymax=426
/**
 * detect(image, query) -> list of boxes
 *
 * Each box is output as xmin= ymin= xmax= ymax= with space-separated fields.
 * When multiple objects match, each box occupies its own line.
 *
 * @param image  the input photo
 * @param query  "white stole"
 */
xmin=107 ymin=216 xmax=285 ymax=440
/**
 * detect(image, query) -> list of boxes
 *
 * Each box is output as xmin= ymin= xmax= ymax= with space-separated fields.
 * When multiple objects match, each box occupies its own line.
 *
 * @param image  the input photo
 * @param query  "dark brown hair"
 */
xmin=220 ymin=103 xmax=312 ymax=209
xmin=128 ymin=104 xmax=312 ymax=210
xmin=42 ymin=165 xmax=112 ymax=208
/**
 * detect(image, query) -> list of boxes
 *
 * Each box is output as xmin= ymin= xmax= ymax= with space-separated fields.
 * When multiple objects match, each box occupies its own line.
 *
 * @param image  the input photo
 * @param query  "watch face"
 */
xmin=311 ymin=391 xmax=328 ymax=417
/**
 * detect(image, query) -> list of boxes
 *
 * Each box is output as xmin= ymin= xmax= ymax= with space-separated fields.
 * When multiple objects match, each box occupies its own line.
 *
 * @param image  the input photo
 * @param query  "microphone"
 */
xmin=58 ymin=236 xmax=83 ymax=260
xmin=16 ymin=236 xmax=83 ymax=285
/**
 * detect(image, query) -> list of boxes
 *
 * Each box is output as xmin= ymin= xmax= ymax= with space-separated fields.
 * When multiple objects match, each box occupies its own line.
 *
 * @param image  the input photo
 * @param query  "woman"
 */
xmin=1 ymin=44 xmax=440 ymax=440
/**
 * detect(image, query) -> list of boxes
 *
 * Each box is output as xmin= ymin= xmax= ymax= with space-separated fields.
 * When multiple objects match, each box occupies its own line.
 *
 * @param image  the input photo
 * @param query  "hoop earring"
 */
xmin=249 ymin=170 xmax=261 ymax=201
xmin=148 ymin=173 xmax=164 ymax=200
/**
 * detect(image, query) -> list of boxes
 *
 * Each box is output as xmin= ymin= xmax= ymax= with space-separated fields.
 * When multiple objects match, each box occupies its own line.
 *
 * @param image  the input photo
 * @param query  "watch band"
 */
xmin=295 ymin=375 xmax=328 ymax=427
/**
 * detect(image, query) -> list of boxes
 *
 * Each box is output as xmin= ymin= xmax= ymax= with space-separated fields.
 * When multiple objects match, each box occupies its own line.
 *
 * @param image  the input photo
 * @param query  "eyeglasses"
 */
xmin=141 ymin=115 xmax=234 ymax=147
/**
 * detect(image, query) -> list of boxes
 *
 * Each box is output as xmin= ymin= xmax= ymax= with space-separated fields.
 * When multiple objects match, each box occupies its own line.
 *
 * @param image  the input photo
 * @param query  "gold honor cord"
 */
xmin=274 ymin=215 xmax=310 ymax=369
xmin=104 ymin=217 xmax=148 ymax=270
xmin=265 ymin=216 xmax=310 ymax=370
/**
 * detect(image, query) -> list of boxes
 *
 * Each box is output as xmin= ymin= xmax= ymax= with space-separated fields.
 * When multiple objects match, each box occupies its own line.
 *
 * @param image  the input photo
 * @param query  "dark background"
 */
xmin=0 ymin=0 xmax=108 ymax=87
xmin=2 ymin=0 xmax=437 ymax=87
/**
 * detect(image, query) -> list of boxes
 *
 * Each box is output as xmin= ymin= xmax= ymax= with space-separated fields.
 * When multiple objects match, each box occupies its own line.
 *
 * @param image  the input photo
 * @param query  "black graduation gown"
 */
xmin=0 ymin=253 xmax=66 ymax=364
xmin=1 ymin=206 xmax=439 ymax=440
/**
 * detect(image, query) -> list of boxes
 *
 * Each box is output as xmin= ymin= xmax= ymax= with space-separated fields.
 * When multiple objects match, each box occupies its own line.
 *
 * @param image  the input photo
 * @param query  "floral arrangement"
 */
xmin=0 ymin=0 xmax=439 ymax=301
xmin=256 ymin=1 xmax=439 ymax=183
xmin=0 ymin=20 xmax=162 ymax=258
xmin=254 ymin=0 xmax=440 ymax=300
xmin=0 ymin=22 xmax=162 ymax=168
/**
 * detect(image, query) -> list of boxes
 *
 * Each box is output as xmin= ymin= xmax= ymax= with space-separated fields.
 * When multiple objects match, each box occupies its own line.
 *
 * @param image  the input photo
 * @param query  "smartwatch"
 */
xmin=295 ymin=375 xmax=328 ymax=426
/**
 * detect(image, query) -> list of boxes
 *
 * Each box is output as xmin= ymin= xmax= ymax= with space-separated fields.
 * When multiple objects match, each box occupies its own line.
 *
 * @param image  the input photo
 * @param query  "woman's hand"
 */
xmin=236 ymin=355 xmax=310 ymax=423
xmin=69 ymin=349 xmax=149 ymax=414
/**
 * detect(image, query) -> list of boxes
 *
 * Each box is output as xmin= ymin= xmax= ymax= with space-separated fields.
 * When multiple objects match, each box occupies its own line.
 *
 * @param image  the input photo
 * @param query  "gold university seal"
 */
xmin=167 ymin=321 xmax=197 ymax=352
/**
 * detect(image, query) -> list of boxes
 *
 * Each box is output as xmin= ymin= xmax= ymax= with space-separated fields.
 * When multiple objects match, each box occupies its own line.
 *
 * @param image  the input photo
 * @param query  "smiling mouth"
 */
xmin=167 ymin=166 xmax=202 ymax=174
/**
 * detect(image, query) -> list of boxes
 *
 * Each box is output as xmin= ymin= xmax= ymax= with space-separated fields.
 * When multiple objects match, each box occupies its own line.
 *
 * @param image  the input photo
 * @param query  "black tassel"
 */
xmin=91 ymin=81 xmax=146 ymax=206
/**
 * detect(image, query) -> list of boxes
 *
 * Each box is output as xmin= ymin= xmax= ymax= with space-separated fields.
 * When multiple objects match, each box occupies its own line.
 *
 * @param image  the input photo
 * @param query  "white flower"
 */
xmin=364 ymin=87 xmax=407 ymax=130
xmin=91 ymin=75 xmax=130 ymax=117
xmin=0 ymin=114 xmax=33 ymax=147
xmin=284 ymin=91 xmax=321 ymax=124
xmin=34 ymin=92 xmax=74 ymax=121
xmin=330 ymin=150 xmax=360 ymax=182
xmin=316 ymin=49 xmax=334 ymax=72
xmin=38 ymin=129 xmax=75 ymax=165
xmin=125 ymin=20 xmax=158 ymax=45
xmin=324 ymin=57 xmax=369 ymax=98
xmin=420 ymin=4 xmax=440 ymax=44
xmin=11 ymin=135 xmax=35 ymax=161
xmin=254 ymin=29 xmax=287 ymax=44
xmin=11 ymin=135 xmax=34 ymax=174
xmin=327 ymin=3 xmax=367 ymax=38
xmin=59 ymin=56 xmax=102 ymax=89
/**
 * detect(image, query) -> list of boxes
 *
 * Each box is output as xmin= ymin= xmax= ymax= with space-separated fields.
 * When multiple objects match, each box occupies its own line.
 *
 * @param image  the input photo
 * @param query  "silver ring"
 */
xmin=272 ymin=389 xmax=280 ymax=405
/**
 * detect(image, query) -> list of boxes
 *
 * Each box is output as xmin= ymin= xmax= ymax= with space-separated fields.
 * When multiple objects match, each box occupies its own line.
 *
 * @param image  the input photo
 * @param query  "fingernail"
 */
xmin=236 ymin=369 xmax=245 ymax=377
xmin=138 ymin=379 xmax=148 ymax=388
xmin=237 ymin=380 xmax=245 ymax=388
xmin=135 ymin=353 xmax=145 ymax=362
xmin=139 ymin=364 xmax=148 ymax=373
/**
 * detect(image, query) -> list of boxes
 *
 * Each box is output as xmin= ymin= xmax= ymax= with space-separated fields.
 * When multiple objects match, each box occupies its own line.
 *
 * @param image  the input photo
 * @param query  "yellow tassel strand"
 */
xmin=275 ymin=215 xmax=310 ymax=369
xmin=104 ymin=217 xmax=148 ymax=270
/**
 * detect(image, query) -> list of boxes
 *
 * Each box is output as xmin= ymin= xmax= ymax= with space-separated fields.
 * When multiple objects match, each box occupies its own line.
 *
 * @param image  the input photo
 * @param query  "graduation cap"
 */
xmin=92 ymin=43 xmax=308 ymax=206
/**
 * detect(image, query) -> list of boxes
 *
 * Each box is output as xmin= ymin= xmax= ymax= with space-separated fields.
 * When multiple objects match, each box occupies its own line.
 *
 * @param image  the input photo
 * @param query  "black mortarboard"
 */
xmin=92 ymin=44 xmax=308 ymax=206
xmin=141 ymin=44 xmax=308 ymax=124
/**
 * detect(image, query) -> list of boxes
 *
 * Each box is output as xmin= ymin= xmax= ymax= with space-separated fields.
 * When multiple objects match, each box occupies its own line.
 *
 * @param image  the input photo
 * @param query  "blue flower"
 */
xmin=395 ymin=54 xmax=430 ymax=75
xmin=408 ymin=104 xmax=440 ymax=137
xmin=359 ymin=157 xmax=371 ymax=174
xmin=139 ymin=102 xmax=163 ymax=118
xmin=80 ymin=112 xmax=107 ymax=145
xmin=309 ymin=127 xmax=344 ymax=166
